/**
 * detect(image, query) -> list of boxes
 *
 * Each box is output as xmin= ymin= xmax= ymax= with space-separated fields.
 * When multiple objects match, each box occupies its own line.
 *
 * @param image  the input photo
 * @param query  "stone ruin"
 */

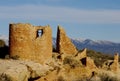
xmin=9 ymin=23 xmax=78 ymax=64
xmin=9 ymin=23 xmax=52 ymax=64
xmin=86 ymin=57 xmax=97 ymax=69
xmin=75 ymin=48 xmax=87 ymax=60
xmin=9 ymin=23 xmax=119 ymax=72
xmin=102 ymin=53 xmax=119 ymax=72
xmin=56 ymin=26 xmax=78 ymax=55
xmin=76 ymin=48 xmax=97 ymax=70
xmin=110 ymin=53 xmax=119 ymax=72
xmin=9 ymin=23 xmax=98 ymax=70
xmin=0 ymin=22 xmax=117 ymax=81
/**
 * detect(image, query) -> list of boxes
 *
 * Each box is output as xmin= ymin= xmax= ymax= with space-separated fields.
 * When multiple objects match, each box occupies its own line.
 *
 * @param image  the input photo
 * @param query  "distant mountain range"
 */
xmin=53 ymin=38 xmax=120 ymax=54
xmin=0 ymin=35 xmax=120 ymax=55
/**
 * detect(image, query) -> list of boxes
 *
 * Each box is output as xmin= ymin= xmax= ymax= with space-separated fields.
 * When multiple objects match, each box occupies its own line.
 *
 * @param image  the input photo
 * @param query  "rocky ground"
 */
xmin=0 ymin=59 xmax=52 ymax=81
xmin=0 ymin=50 xmax=120 ymax=81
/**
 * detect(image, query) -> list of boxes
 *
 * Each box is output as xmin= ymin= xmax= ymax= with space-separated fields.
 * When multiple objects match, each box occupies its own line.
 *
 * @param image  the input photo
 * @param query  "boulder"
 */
xmin=0 ymin=59 xmax=50 ymax=81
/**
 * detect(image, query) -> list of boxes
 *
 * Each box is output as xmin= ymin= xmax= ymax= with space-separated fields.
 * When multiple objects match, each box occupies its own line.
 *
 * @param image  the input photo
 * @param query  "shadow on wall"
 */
xmin=0 ymin=40 xmax=9 ymax=58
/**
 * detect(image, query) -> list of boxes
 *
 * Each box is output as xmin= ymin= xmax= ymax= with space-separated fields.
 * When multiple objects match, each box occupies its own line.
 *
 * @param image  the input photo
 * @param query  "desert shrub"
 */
xmin=0 ymin=40 xmax=6 ymax=47
xmin=63 ymin=56 xmax=82 ymax=68
xmin=75 ymin=78 xmax=88 ymax=81
xmin=10 ymin=55 xmax=20 ymax=60
xmin=57 ymin=76 xmax=66 ymax=81
xmin=0 ymin=40 xmax=9 ymax=58
xmin=0 ymin=46 xmax=9 ymax=58
xmin=98 ymin=70 xmax=120 ymax=81
xmin=99 ymin=73 xmax=118 ymax=81
xmin=5 ymin=55 xmax=10 ymax=59
xmin=0 ymin=73 xmax=11 ymax=81
xmin=70 ymin=70 xmax=119 ymax=81
xmin=86 ymin=49 xmax=114 ymax=67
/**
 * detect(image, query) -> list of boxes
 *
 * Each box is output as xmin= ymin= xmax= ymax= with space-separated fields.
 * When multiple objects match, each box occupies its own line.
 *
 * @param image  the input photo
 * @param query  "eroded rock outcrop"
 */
xmin=56 ymin=26 xmax=78 ymax=55
xmin=0 ymin=59 xmax=51 ymax=81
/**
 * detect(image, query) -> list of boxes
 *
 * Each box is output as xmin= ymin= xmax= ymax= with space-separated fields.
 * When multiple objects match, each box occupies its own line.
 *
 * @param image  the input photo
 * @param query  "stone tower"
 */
xmin=56 ymin=25 xmax=78 ymax=55
xmin=9 ymin=23 xmax=52 ymax=64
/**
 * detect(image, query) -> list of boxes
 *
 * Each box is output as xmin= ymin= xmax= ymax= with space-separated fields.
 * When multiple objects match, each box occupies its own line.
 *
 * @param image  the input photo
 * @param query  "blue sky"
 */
xmin=0 ymin=0 xmax=120 ymax=42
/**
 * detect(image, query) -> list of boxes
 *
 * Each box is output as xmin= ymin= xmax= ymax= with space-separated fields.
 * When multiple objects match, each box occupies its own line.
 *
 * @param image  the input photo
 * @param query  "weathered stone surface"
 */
xmin=110 ymin=53 xmax=119 ymax=72
xmin=9 ymin=23 xmax=52 ymax=64
xmin=56 ymin=26 xmax=78 ymax=55
xmin=102 ymin=60 xmax=113 ymax=70
xmin=75 ymin=48 xmax=87 ymax=60
xmin=35 ymin=70 xmax=58 ymax=81
xmin=75 ymin=48 xmax=96 ymax=69
xmin=102 ymin=53 xmax=119 ymax=72
xmin=0 ymin=59 xmax=51 ymax=81
xmin=81 ymin=57 xmax=97 ymax=70
xmin=86 ymin=57 xmax=97 ymax=69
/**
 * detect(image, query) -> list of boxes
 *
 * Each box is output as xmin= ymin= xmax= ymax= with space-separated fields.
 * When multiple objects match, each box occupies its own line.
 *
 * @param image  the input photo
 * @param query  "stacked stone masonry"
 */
xmin=9 ymin=23 xmax=52 ymax=64
xmin=110 ymin=53 xmax=119 ymax=72
xmin=56 ymin=25 xmax=78 ymax=55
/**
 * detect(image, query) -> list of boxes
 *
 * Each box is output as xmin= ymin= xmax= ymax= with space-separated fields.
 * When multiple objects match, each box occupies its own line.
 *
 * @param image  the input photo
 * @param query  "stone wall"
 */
xmin=75 ymin=48 xmax=87 ymax=60
xmin=110 ymin=53 xmax=119 ymax=72
xmin=86 ymin=57 xmax=97 ymax=69
xmin=9 ymin=23 xmax=52 ymax=64
xmin=56 ymin=26 xmax=78 ymax=55
xmin=77 ymin=48 xmax=97 ymax=70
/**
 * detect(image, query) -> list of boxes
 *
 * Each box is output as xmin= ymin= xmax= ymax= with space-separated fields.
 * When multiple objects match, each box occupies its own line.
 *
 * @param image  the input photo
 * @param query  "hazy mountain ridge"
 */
xmin=53 ymin=37 xmax=120 ymax=54
xmin=0 ymin=35 xmax=120 ymax=54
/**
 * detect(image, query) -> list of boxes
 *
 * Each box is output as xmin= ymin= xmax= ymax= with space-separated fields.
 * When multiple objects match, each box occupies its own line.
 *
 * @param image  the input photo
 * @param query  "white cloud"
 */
xmin=0 ymin=5 xmax=120 ymax=24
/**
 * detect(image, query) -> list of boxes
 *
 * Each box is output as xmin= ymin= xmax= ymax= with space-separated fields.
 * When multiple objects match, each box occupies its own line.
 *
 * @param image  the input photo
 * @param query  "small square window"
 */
xmin=37 ymin=29 xmax=43 ymax=37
